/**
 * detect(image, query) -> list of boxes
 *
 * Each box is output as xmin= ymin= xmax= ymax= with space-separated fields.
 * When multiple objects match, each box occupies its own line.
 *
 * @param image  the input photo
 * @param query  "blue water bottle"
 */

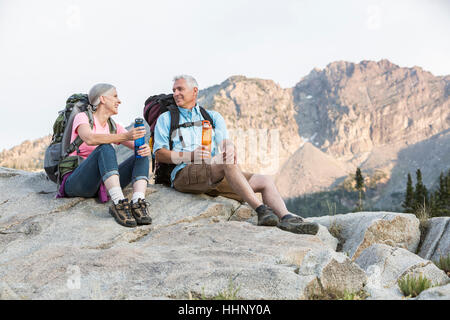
xmin=134 ymin=118 xmax=145 ymax=158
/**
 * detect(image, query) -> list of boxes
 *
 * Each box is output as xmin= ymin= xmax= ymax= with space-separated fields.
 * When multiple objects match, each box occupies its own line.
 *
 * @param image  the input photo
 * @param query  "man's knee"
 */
xmin=250 ymin=174 xmax=275 ymax=192
xmin=222 ymin=163 xmax=240 ymax=171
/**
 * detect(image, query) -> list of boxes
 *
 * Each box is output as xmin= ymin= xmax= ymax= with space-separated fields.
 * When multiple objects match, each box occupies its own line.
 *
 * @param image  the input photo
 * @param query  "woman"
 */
xmin=62 ymin=83 xmax=151 ymax=228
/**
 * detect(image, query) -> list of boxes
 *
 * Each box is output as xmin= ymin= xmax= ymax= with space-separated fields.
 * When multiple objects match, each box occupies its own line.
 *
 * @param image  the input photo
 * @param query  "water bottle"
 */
xmin=201 ymin=120 xmax=212 ymax=159
xmin=134 ymin=118 xmax=145 ymax=158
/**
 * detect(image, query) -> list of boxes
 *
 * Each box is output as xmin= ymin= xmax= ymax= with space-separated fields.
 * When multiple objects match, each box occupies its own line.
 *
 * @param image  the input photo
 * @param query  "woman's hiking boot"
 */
xmin=256 ymin=205 xmax=279 ymax=226
xmin=277 ymin=214 xmax=319 ymax=235
xmin=109 ymin=199 xmax=137 ymax=228
xmin=130 ymin=198 xmax=152 ymax=225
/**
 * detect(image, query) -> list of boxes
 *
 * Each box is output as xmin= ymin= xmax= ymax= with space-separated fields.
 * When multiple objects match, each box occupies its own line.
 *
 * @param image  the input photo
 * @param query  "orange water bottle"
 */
xmin=201 ymin=120 xmax=212 ymax=159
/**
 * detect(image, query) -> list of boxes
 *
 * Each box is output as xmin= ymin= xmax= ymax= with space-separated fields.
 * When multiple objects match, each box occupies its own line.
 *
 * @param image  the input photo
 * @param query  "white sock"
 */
xmin=131 ymin=192 xmax=145 ymax=204
xmin=108 ymin=186 xmax=125 ymax=205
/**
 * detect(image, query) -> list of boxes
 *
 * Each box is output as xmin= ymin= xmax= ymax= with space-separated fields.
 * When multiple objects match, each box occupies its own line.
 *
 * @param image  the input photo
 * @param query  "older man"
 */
xmin=153 ymin=75 xmax=318 ymax=235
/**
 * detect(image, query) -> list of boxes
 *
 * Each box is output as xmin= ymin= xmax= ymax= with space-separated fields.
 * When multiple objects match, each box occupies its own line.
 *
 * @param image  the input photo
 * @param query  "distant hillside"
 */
xmin=0 ymin=135 xmax=51 ymax=171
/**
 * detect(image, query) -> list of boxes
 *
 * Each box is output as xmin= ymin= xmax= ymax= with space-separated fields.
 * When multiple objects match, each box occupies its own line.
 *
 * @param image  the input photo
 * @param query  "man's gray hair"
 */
xmin=88 ymin=83 xmax=116 ymax=107
xmin=173 ymin=75 xmax=198 ymax=90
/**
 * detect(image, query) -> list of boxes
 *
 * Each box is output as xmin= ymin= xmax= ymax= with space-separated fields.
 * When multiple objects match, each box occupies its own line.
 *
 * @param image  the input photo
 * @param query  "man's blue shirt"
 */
xmin=153 ymin=104 xmax=229 ymax=185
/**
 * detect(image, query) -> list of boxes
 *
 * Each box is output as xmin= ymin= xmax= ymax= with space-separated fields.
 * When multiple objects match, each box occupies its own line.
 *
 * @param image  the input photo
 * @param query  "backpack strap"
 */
xmin=167 ymin=105 xmax=216 ymax=150
xmin=62 ymin=109 xmax=116 ymax=158
xmin=167 ymin=105 xmax=180 ymax=151
xmin=199 ymin=106 xmax=215 ymax=129
xmin=107 ymin=117 xmax=117 ymax=134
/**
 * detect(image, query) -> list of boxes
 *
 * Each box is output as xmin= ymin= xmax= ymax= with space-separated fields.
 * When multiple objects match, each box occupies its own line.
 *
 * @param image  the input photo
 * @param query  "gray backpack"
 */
xmin=44 ymin=94 xmax=116 ymax=184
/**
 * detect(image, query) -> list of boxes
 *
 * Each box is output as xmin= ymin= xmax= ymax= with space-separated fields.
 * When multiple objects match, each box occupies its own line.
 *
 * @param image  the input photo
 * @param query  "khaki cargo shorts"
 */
xmin=173 ymin=163 xmax=253 ymax=202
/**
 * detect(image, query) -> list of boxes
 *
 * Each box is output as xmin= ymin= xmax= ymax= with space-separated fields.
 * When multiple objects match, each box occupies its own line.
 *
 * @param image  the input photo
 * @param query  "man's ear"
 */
xmin=193 ymin=87 xmax=198 ymax=97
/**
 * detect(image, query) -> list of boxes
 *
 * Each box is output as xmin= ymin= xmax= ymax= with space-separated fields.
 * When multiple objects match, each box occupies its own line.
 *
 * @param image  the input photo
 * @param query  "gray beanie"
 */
xmin=88 ymin=83 xmax=116 ymax=107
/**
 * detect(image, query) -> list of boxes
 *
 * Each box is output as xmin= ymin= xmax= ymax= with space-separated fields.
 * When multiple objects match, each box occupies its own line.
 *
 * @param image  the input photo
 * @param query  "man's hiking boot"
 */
xmin=256 ymin=205 xmax=279 ymax=226
xmin=278 ymin=214 xmax=319 ymax=235
xmin=109 ymin=199 xmax=137 ymax=228
xmin=130 ymin=198 xmax=152 ymax=225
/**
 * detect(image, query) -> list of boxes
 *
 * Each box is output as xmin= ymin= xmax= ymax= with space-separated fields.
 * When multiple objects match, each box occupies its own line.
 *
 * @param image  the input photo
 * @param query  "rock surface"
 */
xmin=307 ymin=211 xmax=421 ymax=260
xmin=355 ymin=244 xmax=449 ymax=298
xmin=418 ymin=217 xmax=450 ymax=263
xmin=0 ymin=167 xmax=448 ymax=300
xmin=415 ymin=283 xmax=450 ymax=300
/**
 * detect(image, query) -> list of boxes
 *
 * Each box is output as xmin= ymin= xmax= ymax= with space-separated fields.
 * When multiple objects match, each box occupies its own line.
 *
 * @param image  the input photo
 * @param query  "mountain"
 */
xmin=290 ymin=60 xmax=450 ymax=208
xmin=275 ymin=142 xmax=351 ymax=198
xmin=2 ymin=59 xmax=449 ymax=210
xmin=0 ymin=135 xmax=51 ymax=171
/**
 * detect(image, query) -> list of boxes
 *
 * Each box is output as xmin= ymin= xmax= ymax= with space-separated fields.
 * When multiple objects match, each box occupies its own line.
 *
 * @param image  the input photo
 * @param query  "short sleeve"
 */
xmin=72 ymin=112 xmax=90 ymax=135
xmin=211 ymin=111 xmax=229 ymax=145
xmin=153 ymin=113 xmax=171 ymax=154
xmin=116 ymin=123 xmax=128 ymax=135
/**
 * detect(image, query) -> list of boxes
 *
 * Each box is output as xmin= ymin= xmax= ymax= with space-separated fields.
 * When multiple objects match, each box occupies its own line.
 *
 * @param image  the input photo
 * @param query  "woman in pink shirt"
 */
xmin=63 ymin=83 xmax=151 ymax=228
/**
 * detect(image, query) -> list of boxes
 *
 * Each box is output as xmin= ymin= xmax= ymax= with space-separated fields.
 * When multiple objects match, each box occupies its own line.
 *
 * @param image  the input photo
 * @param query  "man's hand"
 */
xmin=221 ymin=140 xmax=237 ymax=164
xmin=192 ymin=145 xmax=211 ymax=164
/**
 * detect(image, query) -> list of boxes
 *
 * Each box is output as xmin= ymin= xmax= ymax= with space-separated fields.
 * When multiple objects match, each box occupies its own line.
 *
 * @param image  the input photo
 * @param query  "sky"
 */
xmin=0 ymin=0 xmax=449 ymax=151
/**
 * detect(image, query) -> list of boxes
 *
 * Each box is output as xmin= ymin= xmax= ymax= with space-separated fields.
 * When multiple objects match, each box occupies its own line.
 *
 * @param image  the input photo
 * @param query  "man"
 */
xmin=153 ymin=75 xmax=318 ymax=235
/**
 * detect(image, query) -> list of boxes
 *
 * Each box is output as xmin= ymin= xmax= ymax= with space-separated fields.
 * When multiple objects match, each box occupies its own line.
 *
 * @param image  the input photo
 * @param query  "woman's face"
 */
xmin=101 ymin=88 xmax=121 ymax=115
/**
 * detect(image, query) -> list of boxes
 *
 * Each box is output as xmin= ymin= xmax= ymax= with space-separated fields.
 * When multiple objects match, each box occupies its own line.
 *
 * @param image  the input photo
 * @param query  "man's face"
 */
xmin=172 ymin=79 xmax=197 ymax=109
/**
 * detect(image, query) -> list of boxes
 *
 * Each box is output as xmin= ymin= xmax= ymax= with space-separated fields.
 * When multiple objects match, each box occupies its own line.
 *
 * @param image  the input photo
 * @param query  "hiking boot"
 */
xmin=130 ymin=198 xmax=152 ymax=225
xmin=256 ymin=205 xmax=279 ymax=226
xmin=278 ymin=214 xmax=319 ymax=235
xmin=109 ymin=199 xmax=137 ymax=228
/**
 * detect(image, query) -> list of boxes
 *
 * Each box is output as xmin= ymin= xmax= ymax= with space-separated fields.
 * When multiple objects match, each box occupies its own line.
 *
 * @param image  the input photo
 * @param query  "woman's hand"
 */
xmin=136 ymin=143 xmax=151 ymax=157
xmin=126 ymin=127 xmax=146 ymax=141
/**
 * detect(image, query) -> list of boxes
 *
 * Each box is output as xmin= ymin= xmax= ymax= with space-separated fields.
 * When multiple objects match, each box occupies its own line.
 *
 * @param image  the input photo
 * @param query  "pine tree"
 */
xmin=432 ymin=172 xmax=446 ymax=217
xmin=355 ymin=168 xmax=364 ymax=211
xmin=414 ymin=169 xmax=429 ymax=212
xmin=402 ymin=173 xmax=414 ymax=213
xmin=441 ymin=169 xmax=450 ymax=216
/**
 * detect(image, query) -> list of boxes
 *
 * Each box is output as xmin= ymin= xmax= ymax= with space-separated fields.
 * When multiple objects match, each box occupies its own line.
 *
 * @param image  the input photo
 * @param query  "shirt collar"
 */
xmin=177 ymin=103 xmax=200 ymax=115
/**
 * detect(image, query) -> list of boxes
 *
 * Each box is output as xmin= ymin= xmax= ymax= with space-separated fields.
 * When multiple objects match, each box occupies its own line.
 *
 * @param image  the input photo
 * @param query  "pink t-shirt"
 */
xmin=69 ymin=112 xmax=128 ymax=159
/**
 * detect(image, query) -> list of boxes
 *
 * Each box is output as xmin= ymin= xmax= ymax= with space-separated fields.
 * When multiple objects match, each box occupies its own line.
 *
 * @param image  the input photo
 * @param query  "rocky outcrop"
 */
xmin=416 ymin=283 xmax=450 ymax=300
xmin=418 ymin=217 xmax=450 ymax=263
xmin=355 ymin=244 xmax=449 ymax=299
xmin=307 ymin=212 xmax=421 ymax=260
xmin=0 ymin=167 xmax=352 ymax=300
xmin=1 ymin=167 xmax=448 ymax=300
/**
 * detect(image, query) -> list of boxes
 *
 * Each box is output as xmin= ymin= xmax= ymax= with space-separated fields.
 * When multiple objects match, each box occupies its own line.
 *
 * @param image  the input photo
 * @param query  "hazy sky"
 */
xmin=0 ymin=0 xmax=449 ymax=151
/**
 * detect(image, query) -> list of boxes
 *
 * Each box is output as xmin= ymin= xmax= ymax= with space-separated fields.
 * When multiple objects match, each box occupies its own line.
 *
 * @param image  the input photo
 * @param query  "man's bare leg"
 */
xmin=210 ymin=163 xmax=262 ymax=210
xmin=248 ymin=174 xmax=289 ymax=219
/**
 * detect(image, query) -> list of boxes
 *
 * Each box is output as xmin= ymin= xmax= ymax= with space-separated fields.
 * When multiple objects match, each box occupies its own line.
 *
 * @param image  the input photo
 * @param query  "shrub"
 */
xmin=434 ymin=254 xmax=450 ymax=277
xmin=189 ymin=279 xmax=241 ymax=300
xmin=397 ymin=274 xmax=433 ymax=297
xmin=308 ymin=287 xmax=368 ymax=300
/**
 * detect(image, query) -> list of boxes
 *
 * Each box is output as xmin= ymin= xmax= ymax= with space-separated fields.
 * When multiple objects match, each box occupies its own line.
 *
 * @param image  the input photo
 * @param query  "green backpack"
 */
xmin=44 ymin=93 xmax=117 ymax=184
